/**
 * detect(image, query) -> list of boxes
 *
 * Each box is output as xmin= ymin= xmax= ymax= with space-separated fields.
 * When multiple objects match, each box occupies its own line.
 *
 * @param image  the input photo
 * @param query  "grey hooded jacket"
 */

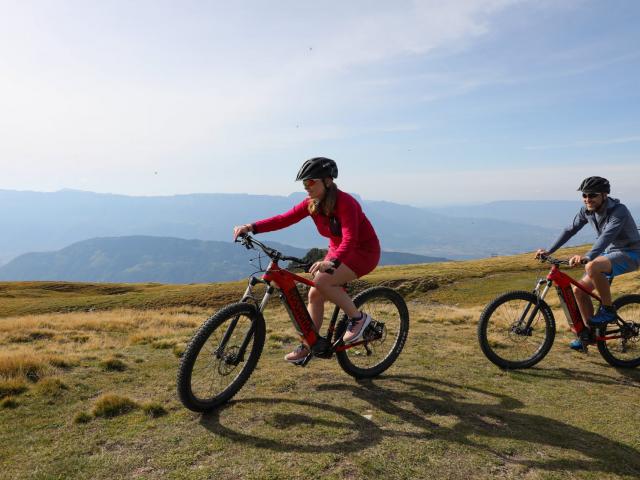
xmin=547 ymin=197 xmax=640 ymax=260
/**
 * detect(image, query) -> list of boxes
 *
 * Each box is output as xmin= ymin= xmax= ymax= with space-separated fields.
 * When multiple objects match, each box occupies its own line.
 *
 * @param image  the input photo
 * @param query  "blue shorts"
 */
xmin=603 ymin=250 xmax=640 ymax=279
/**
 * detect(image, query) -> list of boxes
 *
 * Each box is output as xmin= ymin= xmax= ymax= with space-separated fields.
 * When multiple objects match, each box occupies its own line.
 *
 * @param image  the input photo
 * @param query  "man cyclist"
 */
xmin=535 ymin=176 xmax=640 ymax=350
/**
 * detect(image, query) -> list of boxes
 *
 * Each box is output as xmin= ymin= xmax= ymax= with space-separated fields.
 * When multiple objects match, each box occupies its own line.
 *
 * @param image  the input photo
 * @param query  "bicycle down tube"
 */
xmin=539 ymin=262 xmax=624 ymax=342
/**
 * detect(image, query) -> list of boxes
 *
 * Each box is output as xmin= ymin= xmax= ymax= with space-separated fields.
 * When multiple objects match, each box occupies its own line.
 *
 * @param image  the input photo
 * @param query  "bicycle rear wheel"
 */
xmin=336 ymin=286 xmax=409 ymax=379
xmin=177 ymin=302 xmax=265 ymax=412
xmin=597 ymin=294 xmax=640 ymax=368
xmin=478 ymin=291 xmax=555 ymax=369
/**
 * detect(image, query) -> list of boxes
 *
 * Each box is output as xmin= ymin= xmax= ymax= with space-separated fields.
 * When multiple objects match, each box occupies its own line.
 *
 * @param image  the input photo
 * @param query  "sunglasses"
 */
xmin=582 ymin=192 xmax=601 ymax=199
xmin=303 ymin=178 xmax=322 ymax=188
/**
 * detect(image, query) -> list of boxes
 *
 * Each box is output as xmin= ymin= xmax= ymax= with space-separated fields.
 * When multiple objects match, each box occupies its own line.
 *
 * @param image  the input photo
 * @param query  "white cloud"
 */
xmin=354 ymin=162 xmax=640 ymax=205
xmin=0 ymin=0 xmax=525 ymax=172
xmin=525 ymin=136 xmax=640 ymax=151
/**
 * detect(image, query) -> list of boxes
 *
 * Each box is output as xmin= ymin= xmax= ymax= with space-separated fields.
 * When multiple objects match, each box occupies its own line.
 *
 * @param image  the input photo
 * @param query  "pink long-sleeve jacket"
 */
xmin=252 ymin=190 xmax=380 ymax=277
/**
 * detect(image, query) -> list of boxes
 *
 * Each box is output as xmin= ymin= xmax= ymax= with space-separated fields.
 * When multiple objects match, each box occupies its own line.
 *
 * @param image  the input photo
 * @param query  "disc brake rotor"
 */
xmin=217 ymin=346 xmax=240 ymax=375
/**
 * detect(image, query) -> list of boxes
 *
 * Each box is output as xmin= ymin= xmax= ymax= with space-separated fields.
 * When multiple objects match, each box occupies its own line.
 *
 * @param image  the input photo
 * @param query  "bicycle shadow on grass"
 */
xmin=318 ymin=374 xmax=640 ymax=477
xmin=200 ymin=374 xmax=640 ymax=476
xmin=199 ymin=397 xmax=384 ymax=454
xmin=505 ymin=366 xmax=640 ymax=388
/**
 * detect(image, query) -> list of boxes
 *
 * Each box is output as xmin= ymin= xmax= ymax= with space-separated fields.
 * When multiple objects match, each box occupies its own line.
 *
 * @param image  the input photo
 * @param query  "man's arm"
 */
xmin=547 ymin=209 xmax=588 ymax=254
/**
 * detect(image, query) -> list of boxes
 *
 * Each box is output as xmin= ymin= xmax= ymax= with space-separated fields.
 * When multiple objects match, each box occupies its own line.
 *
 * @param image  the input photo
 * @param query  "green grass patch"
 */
xmin=92 ymin=394 xmax=138 ymax=418
xmin=142 ymin=401 xmax=168 ymax=418
xmin=100 ymin=357 xmax=127 ymax=372
xmin=0 ymin=396 xmax=19 ymax=409
xmin=1 ymin=246 xmax=640 ymax=479
xmin=33 ymin=377 xmax=69 ymax=397
xmin=172 ymin=343 xmax=186 ymax=358
xmin=268 ymin=333 xmax=298 ymax=344
xmin=73 ymin=411 xmax=92 ymax=424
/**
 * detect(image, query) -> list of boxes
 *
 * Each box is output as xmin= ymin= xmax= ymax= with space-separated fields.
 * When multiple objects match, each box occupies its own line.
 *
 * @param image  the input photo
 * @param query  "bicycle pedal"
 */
xmin=292 ymin=353 xmax=314 ymax=367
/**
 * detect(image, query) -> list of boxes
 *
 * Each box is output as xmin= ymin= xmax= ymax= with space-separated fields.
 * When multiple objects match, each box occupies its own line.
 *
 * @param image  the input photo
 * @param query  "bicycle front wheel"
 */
xmin=177 ymin=302 xmax=265 ymax=412
xmin=478 ymin=291 xmax=555 ymax=369
xmin=336 ymin=286 xmax=409 ymax=379
xmin=597 ymin=294 xmax=640 ymax=368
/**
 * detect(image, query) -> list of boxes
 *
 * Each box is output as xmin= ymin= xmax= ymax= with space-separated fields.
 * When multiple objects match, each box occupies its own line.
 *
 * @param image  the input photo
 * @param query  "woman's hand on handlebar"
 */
xmin=309 ymin=260 xmax=335 ymax=275
xmin=233 ymin=224 xmax=253 ymax=241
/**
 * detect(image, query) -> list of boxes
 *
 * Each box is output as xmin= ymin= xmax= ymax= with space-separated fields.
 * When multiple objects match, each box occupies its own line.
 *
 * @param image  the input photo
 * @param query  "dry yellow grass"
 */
xmin=0 ymin=308 xmax=205 ymax=360
xmin=0 ymin=307 xmax=202 ymax=335
xmin=0 ymin=348 xmax=58 ymax=381
xmin=0 ymin=377 xmax=28 ymax=398
xmin=413 ymin=304 xmax=483 ymax=325
xmin=0 ymin=307 xmax=207 ymax=404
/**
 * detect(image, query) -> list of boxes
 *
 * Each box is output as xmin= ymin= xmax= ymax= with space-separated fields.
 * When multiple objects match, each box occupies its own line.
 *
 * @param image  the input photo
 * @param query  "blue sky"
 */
xmin=1 ymin=0 xmax=639 ymax=205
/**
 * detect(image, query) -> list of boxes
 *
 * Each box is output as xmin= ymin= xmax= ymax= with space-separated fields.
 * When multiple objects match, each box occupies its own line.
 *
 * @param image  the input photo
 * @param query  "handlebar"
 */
xmin=537 ymin=254 xmax=588 ymax=267
xmin=236 ymin=234 xmax=312 ymax=271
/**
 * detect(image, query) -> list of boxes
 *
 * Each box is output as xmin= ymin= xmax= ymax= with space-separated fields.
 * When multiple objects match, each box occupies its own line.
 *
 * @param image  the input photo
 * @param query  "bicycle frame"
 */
xmin=534 ymin=263 xmax=624 ymax=342
xmin=228 ymin=257 xmax=366 ymax=363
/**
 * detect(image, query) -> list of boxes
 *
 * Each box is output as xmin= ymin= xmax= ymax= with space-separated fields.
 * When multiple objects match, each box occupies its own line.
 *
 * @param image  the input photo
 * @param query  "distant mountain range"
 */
xmin=1 ymin=189 xmax=635 ymax=267
xmin=429 ymin=200 xmax=640 ymax=229
xmin=0 ymin=236 xmax=449 ymax=283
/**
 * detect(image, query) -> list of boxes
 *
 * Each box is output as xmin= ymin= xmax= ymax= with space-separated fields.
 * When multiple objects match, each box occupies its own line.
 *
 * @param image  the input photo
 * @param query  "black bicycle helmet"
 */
xmin=295 ymin=157 xmax=338 ymax=181
xmin=578 ymin=176 xmax=610 ymax=194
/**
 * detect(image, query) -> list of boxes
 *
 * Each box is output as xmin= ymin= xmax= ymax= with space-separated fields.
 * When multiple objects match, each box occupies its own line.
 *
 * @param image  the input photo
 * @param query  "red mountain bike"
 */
xmin=478 ymin=254 xmax=640 ymax=369
xmin=177 ymin=234 xmax=409 ymax=412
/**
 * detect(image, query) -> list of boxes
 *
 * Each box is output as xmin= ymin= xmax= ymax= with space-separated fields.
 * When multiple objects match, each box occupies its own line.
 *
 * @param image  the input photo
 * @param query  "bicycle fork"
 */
xmin=510 ymin=279 xmax=552 ymax=336
xmin=215 ymin=279 xmax=273 ymax=366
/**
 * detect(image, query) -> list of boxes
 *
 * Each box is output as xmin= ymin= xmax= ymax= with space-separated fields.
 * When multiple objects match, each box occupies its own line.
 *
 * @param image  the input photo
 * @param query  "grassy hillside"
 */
xmin=1 ymin=246 xmax=639 ymax=479
xmin=0 ymin=245 xmax=598 ymax=318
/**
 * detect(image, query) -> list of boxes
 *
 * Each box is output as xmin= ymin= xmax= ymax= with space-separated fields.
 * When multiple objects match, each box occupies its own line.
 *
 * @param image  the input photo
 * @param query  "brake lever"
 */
xmin=235 ymin=234 xmax=253 ymax=250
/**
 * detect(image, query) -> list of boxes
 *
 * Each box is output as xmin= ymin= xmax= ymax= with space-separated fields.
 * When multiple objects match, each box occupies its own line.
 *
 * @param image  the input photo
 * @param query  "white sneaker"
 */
xmin=284 ymin=344 xmax=309 ymax=363
xmin=343 ymin=313 xmax=372 ymax=344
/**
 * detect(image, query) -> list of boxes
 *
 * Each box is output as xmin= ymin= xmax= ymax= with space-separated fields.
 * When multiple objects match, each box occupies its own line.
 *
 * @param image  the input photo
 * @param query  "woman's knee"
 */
xmin=313 ymin=274 xmax=334 ymax=294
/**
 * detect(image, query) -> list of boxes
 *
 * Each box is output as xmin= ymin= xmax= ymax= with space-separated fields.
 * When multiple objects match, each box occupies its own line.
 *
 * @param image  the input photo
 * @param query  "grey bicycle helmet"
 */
xmin=578 ymin=176 xmax=610 ymax=194
xmin=295 ymin=157 xmax=338 ymax=181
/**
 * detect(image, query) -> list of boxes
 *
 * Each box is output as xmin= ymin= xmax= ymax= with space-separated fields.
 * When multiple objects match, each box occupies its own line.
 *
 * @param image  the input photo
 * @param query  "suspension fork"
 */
xmin=215 ymin=280 xmax=273 ymax=362
xmin=516 ymin=279 xmax=551 ymax=329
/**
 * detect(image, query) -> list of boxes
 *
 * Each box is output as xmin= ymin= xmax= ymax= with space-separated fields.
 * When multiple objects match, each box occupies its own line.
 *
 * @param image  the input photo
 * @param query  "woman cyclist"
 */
xmin=233 ymin=157 xmax=381 ymax=363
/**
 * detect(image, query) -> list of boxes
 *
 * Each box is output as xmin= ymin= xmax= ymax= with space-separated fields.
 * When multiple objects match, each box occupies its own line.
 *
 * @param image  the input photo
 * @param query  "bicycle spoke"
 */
xmin=337 ymin=287 xmax=409 ymax=378
xmin=478 ymin=291 xmax=554 ymax=369
xmin=600 ymin=300 xmax=640 ymax=364
xmin=184 ymin=308 xmax=259 ymax=405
